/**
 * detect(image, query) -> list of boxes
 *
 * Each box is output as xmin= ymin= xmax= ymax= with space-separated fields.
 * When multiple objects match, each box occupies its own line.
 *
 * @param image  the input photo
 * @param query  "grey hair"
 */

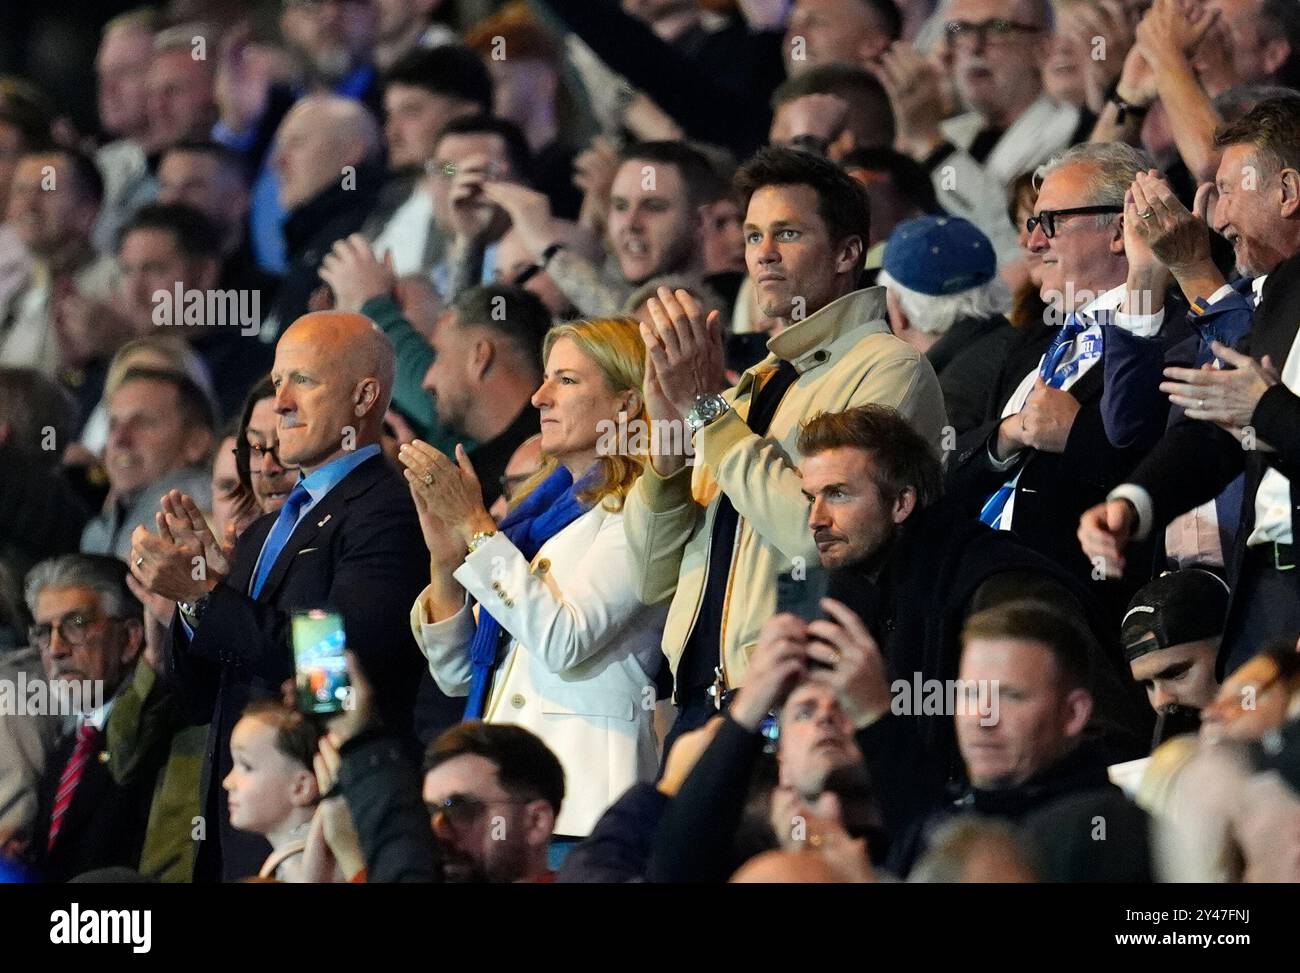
xmin=907 ymin=816 xmax=1039 ymax=883
xmin=24 ymin=555 xmax=142 ymax=622
xmin=877 ymin=269 xmax=1011 ymax=336
xmin=1036 ymin=142 xmax=1153 ymax=216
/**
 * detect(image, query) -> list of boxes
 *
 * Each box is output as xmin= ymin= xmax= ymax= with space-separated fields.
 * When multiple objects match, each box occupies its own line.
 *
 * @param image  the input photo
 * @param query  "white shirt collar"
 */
xmin=1076 ymin=282 xmax=1127 ymax=320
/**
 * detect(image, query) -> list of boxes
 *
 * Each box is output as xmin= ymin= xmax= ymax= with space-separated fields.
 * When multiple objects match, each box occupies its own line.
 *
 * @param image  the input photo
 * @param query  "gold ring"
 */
xmin=1140 ymin=209 xmax=1155 ymax=219
xmin=423 ymin=471 xmax=434 ymax=486
xmin=134 ymin=556 xmax=144 ymax=568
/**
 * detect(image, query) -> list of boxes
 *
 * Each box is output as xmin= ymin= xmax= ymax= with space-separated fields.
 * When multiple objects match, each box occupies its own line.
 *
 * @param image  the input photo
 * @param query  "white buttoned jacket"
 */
xmin=411 ymin=501 xmax=667 ymax=837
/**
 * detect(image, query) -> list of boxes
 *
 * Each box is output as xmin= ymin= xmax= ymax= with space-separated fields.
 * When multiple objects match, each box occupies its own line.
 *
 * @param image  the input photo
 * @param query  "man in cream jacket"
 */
xmin=628 ymin=147 xmax=946 ymax=747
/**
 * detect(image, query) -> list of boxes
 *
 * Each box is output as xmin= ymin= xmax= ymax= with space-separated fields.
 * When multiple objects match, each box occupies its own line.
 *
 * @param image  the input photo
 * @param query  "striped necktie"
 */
xmin=979 ymin=313 xmax=1091 ymax=528
xmin=47 ymin=723 xmax=101 ymax=851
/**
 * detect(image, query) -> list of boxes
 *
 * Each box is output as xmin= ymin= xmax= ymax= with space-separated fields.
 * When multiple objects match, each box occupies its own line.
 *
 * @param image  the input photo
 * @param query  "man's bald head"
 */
xmin=271 ymin=312 xmax=396 ymax=472
xmin=273 ymin=95 xmax=382 ymax=210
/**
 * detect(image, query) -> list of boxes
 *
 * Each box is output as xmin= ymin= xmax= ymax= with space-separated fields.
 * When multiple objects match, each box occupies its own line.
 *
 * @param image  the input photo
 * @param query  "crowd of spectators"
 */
xmin=1 ymin=0 xmax=1300 ymax=885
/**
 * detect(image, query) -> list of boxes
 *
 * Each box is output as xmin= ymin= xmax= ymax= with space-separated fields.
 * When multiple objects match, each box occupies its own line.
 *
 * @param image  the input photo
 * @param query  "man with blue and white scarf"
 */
xmin=946 ymin=142 xmax=1175 ymax=625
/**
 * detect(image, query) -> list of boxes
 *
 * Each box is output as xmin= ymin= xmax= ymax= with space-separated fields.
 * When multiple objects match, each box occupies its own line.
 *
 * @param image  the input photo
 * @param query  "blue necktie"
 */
xmin=1039 ymin=312 xmax=1089 ymax=388
xmin=979 ymin=314 xmax=1090 ymax=528
xmin=250 ymin=484 xmax=311 ymax=599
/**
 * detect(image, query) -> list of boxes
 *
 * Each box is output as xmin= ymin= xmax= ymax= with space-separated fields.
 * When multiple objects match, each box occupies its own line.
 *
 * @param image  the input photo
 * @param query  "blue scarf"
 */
xmin=463 ymin=465 xmax=591 ymax=720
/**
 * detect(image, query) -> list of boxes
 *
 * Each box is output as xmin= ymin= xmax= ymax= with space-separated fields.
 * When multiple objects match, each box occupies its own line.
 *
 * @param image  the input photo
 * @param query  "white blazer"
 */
xmin=411 ymin=502 xmax=667 ymax=837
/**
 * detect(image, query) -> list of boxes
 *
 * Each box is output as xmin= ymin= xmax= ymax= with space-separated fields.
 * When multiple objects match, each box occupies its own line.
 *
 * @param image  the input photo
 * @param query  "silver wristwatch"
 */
xmin=178 ymin=595 xmax=209 ymax=625
xmin=685 ymin=393 xmax=730 ymax=436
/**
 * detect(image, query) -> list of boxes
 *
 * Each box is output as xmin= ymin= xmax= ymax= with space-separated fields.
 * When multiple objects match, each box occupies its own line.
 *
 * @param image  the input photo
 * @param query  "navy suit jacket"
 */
xmin=1104 ymin=277 xmax=1254 ymax=570
xmin=1127 ymin=250 xmax=1300 ymax=673
xmin=945 ymin=315 xmax=1172 ymax=624
xmin=167 ymin=452 xmax=431 ymax=882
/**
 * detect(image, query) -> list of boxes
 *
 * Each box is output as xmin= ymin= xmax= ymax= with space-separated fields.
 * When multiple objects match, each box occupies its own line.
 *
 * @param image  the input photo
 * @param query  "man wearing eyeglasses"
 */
xmin=947 ymin=141 xmax=1172 ymax=622
xmin=876 ymin=0 xmax=1085 ymax=264
xmin=19 ymin=554 xmax=188 ymax=882
xmin=331 ymin=699 xmax=565 ymax=882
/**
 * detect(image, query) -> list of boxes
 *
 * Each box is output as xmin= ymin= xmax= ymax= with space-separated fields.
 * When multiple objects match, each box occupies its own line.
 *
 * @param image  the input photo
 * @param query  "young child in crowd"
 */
xmin=224 ymin=701 xmax=321 ymax=882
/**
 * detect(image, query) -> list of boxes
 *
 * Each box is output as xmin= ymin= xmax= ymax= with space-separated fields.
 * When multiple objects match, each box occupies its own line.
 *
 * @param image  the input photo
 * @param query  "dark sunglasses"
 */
xmin=426 ymin=793 xmax=532 ymax=828
xmin=1026 ymin=205 xmax=1123 ymax=239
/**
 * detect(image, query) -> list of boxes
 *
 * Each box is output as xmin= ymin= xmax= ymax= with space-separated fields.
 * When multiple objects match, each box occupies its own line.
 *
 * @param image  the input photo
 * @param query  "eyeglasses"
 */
xmin=29 ymin=612 xmax=115 ymax=651
xmin=498 ymin=471 xmax=535 ymax=503
xmin=944 ymin=18 xmax=1042 ymax=45
xmin=425 ymin=793 xmax=533 ymax=829
xmin=1026 ymin=205 xmax=1123 ymax=239
xmin=248 ymin=441 xmax=297 ymax=472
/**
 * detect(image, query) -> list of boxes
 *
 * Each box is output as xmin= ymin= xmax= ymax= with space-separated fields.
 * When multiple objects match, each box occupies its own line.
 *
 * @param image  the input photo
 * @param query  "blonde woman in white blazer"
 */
xmin=397 ymin=316 xmax=667 ymax=838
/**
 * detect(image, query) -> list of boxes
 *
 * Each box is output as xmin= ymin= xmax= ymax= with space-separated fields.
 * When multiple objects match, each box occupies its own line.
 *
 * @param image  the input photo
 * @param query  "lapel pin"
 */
xmin=317 ymin=514 xmax=332 ymax=528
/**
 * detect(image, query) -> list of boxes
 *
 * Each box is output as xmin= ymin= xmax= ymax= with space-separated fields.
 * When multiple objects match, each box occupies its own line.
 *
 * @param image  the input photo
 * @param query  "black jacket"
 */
xmin=337 ymin=732 xmax=441 ymax=883
xmin=0 ymin=444 xmax=90 ymax=584
xmin=167 ymin=453 xmax=430 ymax=881
xmin=825 ymin=502 xmax=1152 ymax=776
xmin=30 ymin=666 xmax=179 ymax=882
xmin=857 ymin=725 xmax=1124 ymax=877
xmin=1128 ymin=248 xmax=1300 ymax=674
xmin=944 ymin=320 xmax=1168 ymax=623
xmin=557 ymin=783 xmax=669 ymax=883
xmin=532 ymin=0 xmax=784 ymax=159
xmin=264 ymin=161 xmax=384 ymax=341
xmin=926 ymin=313 xmax=1018 ymax=436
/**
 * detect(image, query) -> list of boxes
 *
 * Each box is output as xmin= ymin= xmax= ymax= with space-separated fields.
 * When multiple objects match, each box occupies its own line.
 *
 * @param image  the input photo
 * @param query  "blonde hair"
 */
xmin=514 ymin=317 xmax=646 ymax=512
xmin=104 ymin=334 xmax=217 ymax=410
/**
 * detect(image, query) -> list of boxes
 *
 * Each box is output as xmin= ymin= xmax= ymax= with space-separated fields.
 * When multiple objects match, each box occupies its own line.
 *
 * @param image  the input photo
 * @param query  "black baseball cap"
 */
xmin=1121 ymin=569 xmax=1230 ymax=663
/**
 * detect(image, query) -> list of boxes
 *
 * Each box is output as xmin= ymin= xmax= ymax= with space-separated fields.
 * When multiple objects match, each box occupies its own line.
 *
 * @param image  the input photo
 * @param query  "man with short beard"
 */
xmin=798 ymin=405 xmax=1146 ymax=774
xmin=625 ymin=147 xmax=945 ymax=748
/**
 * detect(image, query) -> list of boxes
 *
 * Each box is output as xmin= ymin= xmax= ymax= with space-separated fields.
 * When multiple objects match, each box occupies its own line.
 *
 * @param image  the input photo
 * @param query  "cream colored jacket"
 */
xmin=623 ymin=286 xmax=946 ymax=695
xmin=412 ymin=503 xmax=666 ymax=837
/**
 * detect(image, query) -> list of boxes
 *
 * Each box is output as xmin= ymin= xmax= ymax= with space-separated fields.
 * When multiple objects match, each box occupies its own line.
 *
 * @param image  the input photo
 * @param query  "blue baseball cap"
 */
xmin=881 ymin=215 xmax=996 ymax=296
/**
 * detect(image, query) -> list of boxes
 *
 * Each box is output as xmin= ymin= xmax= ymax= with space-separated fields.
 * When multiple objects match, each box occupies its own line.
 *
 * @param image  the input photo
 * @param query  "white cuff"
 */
xmin=1205 ymin=284 xmax=1235 ymax=306
xmin=1112 ymin=307 xmax=1164 ymax=338
xmin=1107 ymin=484 xmax=1154 ymax=541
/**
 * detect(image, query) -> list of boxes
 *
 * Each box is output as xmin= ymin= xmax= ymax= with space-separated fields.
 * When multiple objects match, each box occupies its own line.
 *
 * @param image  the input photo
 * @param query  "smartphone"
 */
xmin=776 ymin=568 xmax=832 ymax=668
xmin=291 ymin=608 xmax=351 ymax=716
xmin=775 ymin=567 xmax=828 ymax=623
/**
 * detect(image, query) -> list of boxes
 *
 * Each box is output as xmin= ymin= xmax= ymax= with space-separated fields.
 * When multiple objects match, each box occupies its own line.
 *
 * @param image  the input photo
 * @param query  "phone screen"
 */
xmin=291 ymin=609 xmax=351 ymax=715
xmin=776 ymin=569 xmax=830 ymax=621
